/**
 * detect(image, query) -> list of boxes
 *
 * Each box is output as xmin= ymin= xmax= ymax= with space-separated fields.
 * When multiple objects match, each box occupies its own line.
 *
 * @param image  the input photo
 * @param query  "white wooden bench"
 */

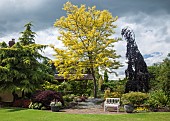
xmin=104 ymin=98 xmax=120 ymax=112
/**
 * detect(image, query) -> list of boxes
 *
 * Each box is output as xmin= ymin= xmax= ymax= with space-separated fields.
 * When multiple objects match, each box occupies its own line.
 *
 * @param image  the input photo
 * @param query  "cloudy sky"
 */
xmin=0 ymin=0 xmax=170 ymax=79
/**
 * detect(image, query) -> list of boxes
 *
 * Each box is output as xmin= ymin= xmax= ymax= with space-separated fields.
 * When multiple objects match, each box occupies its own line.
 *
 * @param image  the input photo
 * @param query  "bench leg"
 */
xmin=117 ymin=106 xmax=119 ymax=113
xmin=104 ymin=106 xmax=106 ymax=112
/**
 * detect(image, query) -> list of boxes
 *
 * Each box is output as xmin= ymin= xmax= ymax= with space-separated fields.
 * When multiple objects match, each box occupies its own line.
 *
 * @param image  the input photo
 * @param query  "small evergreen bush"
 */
xmin=104 ymin=88 xmax=111 ymax=99
xmin=63 ymin=94 xmax=75 ymax=102
xmin=146 ymin=90 xmax=169 ymax=109
xmin=104 ymin=89 xmax=121 ymax=99
xmin=121 ymin=92 xmax=148 ymax=106
xmin=110 ymin=92 xmax=122 ymax=98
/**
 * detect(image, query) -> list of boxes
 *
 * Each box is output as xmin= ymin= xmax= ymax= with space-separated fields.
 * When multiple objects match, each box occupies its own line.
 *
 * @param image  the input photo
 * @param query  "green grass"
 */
xmin=0 ymin=108 xmax=170 ymax=121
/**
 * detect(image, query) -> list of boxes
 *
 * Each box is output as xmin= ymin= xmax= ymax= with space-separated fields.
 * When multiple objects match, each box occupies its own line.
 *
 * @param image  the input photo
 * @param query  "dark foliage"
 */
xmin=8 ymin=39 xmax=15 ymax=47
xmin=31 ymin=90 xmax=64 ymax=108
xmin=104 ymin=70 xmax=109 ymax=83
xmin=13 ymin=99 xmax=31 ymax=108
xmin=121 ymin=27 xmax=150 ymax=93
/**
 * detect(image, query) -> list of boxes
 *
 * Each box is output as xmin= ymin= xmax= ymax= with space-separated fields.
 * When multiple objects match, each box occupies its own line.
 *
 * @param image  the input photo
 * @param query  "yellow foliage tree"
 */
xmin=52 ymin=2 xmax=121 ymax=98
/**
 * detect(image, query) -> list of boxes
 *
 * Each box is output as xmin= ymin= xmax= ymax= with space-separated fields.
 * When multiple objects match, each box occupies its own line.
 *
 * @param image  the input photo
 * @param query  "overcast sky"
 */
xmin=0 ymin=0 xmax=170 ymax=79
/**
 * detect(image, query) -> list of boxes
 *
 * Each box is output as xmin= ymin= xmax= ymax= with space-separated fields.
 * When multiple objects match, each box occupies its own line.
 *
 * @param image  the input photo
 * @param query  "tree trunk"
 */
xmin=12 ymin=91 xmax=18 ymax=102
xmin=91 ymin=68 xmax=97 ymax=98
xmin=88 ymin=52 xmax=97 ymax=98
xmin=22 ymin=90 xmax=25 ymax=98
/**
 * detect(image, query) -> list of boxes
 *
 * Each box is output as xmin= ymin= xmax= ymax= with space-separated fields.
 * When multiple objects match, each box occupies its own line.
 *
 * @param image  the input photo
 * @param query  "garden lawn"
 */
xmin=0 ymin=108 xmax=170 ymax=121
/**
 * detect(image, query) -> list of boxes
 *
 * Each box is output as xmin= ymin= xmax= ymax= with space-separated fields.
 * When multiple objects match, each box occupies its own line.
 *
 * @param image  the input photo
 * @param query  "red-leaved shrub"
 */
xmin=13 ymin=99 xmax=31 ymax=108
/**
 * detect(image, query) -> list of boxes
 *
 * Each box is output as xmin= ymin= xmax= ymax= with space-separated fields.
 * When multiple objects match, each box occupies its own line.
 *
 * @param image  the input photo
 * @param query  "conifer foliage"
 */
xmin=121 ymin=27 xmax=150 ymax=93
xmin=19 ymin=22 xmax=36 ymax=45
xmin=104 ymin=70 xmax=109 ymax=83
xmin=0 ymin=22 xmax=53 ymax=95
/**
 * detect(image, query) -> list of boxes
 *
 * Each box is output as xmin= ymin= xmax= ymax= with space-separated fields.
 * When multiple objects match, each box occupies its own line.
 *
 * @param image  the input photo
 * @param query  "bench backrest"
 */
xmin=105 ymin=98 xmax=120 ymax=105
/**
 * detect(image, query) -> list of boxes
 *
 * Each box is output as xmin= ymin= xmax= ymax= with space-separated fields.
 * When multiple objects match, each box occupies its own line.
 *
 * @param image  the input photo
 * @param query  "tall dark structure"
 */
xmin=121 ymin=27 xmax=150 ymax=93
xmin=8 ymin=39 xmax=15 ymax=47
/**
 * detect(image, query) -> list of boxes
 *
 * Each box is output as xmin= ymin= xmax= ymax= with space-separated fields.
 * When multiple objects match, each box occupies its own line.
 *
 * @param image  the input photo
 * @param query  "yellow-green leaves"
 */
xmin=53 ymin=2 xmax=121 ymax=80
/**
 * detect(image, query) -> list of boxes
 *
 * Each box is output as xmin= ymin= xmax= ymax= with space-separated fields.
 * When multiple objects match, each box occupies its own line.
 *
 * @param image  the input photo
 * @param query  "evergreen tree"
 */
xmin=0 ymin=23 xmax=53 ymax=99
xmin=98 ymin=76 xmax=104 ymax=91
xmin=104 ymin=70 xmax=109 ymax=83
xmin=121 ymin=27 xmax=150 ymax=93
xmin=19 ymin=22 xmax=36 ymax=45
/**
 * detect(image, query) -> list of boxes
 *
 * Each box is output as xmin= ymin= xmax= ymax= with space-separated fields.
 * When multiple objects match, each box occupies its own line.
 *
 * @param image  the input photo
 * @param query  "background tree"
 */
xmin=104 ymin=70 xmax=109 ymax=83
xmin=148 ymin=55 xmax=170 ymax=108
xmin=148 ymin=63 xmax=160 ymax=91
xmin=159 ymin=54 xmax=170 ymax=102
xmin=98 ymin=76 xmax=104 ymax=91
xmin=148 ymin=53 xmax=170 ymax=103
xmin=52 ymin=2 xmax=121 ymax=98
xmin=19 ymin=22 xmax=36 ymax=45
xmin=0 ymin=23 xmax=53 ymax=100
xmin=121 ymin=27 xmax=150 ymax=93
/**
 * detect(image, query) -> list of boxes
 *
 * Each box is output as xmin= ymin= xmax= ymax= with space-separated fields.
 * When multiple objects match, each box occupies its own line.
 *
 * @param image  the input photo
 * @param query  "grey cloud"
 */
xmin=0 ymin=0 xmax=66 ymax=35
xmin=88 ymin=0 xmax=170 ymax=17
xmin=164 ymin=36 xmax=170 ymax=43
xmin=0 ymin=0 xmax=170 ymax=37
xmin=0 ymin=0 xmax=169 ymax=80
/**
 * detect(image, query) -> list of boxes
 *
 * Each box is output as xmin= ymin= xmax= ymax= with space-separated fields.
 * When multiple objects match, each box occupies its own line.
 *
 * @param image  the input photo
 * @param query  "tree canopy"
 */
xmin=52 ymin=2 xmax=121 ymax=97
xmin=148 ymin=53 xmax=170 ymax=102
xmin=121 ymin=27 xmax=150 ymax=93
xmin=19 ymin=22 xmax=36 ymax=45
xmin=0 ymin=22 xmax=53 ymax=94
xmin=104 ymin=70 xmax=109 ymax=83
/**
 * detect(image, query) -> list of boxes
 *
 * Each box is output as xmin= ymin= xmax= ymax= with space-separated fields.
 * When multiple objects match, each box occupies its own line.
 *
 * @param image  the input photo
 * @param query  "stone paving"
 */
xmin=76 ymin=98 xmax=103 ymax=109
xmin=60 ymin=98 xmax=126 ymax=114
